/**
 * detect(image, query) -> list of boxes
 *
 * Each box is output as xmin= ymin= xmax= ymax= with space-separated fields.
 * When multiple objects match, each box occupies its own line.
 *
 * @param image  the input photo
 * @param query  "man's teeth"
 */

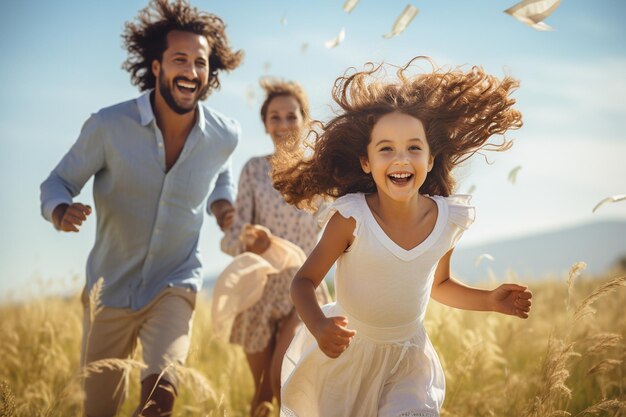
xmin=177 ymin=81 xmax=197 ymax=90
xmin=389 ymin=173 xmax=412 ymax=179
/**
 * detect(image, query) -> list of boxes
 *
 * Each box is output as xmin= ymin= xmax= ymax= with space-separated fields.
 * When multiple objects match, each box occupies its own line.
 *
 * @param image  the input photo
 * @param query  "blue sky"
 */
xmin=1 ymin=0 xmax=625 ymax=299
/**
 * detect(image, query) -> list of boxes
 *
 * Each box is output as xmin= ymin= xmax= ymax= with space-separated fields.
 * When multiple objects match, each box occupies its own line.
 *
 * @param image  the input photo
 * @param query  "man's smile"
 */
xmin=175 ymin=78 xmax=199 ymax=94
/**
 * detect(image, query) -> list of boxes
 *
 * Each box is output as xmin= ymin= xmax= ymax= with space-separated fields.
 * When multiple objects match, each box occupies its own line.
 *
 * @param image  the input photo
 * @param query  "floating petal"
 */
xmin=508 ymin=165 xmax=522 ymax=185
xmin=343 ymin=0 xmax=360 ymax=13
xmin=504 ymin=0 xmax=561 ymax=30
xmin=592 ymin=194 xmax=626 ymax=213
xmin=383 ymin=5 xmax=419 ymax=39
xmin=325 ymin=28 xmax=346 ymax=48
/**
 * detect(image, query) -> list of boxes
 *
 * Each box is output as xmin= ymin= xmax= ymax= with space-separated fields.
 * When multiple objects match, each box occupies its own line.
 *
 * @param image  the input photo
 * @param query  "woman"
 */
xmin=220 ymin=78 xmax=331 ymax=416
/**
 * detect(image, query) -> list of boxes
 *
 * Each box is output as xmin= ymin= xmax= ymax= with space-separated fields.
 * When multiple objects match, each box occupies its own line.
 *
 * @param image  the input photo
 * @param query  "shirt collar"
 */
xmin=137 ymin=91 xmax=154 ymax=126
xmin=136 ymin=90 xmax=207 ymax=134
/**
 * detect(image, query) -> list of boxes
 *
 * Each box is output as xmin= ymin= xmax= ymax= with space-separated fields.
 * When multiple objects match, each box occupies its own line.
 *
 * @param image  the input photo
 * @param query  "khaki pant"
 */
xmin=80 ymin=286 xmax=196 ymax=417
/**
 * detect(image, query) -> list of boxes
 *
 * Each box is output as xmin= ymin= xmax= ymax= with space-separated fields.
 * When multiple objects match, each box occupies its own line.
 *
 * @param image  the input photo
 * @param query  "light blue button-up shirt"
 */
xmin=40 ymin=92 xmax=239 ymax=309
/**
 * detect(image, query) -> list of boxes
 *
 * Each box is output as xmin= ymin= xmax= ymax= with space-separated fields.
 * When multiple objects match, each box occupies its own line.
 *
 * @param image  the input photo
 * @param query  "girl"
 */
xmin=272 ymin=58 xmax=533 ymax=417
xmin=220 ymin=78 xmax=330 ymax=416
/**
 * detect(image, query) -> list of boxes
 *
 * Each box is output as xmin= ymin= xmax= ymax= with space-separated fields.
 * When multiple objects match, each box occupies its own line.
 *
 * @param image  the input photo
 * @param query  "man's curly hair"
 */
xmin=122 ymin=0 xmax=243 ymax=99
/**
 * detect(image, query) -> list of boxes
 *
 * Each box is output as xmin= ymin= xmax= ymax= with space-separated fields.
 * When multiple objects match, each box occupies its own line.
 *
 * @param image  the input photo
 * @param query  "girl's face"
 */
xmin=360 ymin=112 xmax=433 ymax=202
xmin=264 ymin=95 xmax=305 ymax=147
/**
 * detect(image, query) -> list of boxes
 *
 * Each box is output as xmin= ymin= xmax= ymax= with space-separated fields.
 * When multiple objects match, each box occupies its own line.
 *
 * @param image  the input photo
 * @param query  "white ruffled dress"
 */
xmin=281 ymin=193 xmax=475 ymax=417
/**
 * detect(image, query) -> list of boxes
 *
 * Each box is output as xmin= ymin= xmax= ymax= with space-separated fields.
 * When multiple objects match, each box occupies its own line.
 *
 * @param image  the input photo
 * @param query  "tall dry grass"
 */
xmin=428 ymin=264 xmax=626 ymax=417
xmin=1 ymin=264 xmax=625 ymax=416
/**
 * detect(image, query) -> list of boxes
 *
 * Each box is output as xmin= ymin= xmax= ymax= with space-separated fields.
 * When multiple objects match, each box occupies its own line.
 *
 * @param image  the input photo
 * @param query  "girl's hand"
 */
xmin=489 ymin=284 xmax=532 ymax=319
xmin=312 ymin=316 xmax=357 ymax=359
xmin=241 ymin=224 xmax=272 ymax=254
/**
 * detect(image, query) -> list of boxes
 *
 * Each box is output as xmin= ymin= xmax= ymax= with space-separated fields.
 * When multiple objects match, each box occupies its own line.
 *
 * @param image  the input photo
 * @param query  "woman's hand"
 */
xmin=488 ymin=283 xmax=532 ymax=319
xmin=241 ymin=224 xmax=272 ymax=254
xmin=312 ymin=316 xmax=357 ymax=359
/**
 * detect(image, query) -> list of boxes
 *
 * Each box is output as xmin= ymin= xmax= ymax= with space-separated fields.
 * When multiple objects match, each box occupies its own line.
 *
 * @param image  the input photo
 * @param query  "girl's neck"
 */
xmin=366 ymin=192 xmax=438 ymax=251
xmin=367 ymin=192 xmax=424 ymax=223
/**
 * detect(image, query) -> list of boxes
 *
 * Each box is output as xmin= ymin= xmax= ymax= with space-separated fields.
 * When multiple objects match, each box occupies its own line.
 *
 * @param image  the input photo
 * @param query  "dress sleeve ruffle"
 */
xmin=440 ymin=194 xmax=475 ymax=249
xmin=444 ymin=194 xmax=476 ymax=230
xmin=317 ymin=193 xmax=364 ymax=237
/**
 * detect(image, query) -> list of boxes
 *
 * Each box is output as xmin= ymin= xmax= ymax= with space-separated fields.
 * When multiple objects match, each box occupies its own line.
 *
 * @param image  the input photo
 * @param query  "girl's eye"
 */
xmin=409 ymin=145 xmax=422 ymax=151
xmin=379 ymin=146 xmax=392 ymax=152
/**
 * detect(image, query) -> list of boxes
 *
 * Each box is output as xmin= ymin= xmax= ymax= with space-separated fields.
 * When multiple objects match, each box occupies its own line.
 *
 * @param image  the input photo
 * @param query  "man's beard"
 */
xmin=158 ymin=69 xmax=209 ymax=115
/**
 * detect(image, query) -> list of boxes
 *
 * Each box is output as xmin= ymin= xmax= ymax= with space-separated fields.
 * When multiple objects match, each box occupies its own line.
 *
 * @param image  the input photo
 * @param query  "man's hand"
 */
xmin=52 ymin=203 xmax=92 ymax=232
xmin=211 ymin=199 xmax=235 ymax=231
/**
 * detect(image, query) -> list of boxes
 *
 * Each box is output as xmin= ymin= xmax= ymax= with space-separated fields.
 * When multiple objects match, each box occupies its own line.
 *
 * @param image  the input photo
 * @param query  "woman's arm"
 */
xmin=431 ymin=248 xmax=532 ymax=318
xmin=291 ymin=212 xmax=357 ymax=357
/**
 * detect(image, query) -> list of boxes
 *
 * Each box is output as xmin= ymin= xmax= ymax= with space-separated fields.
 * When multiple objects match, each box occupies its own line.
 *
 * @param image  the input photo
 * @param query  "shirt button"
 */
xmin=155 ymin=228 xmax=160 ymax=234
xmin=158 ymin=143 xmax=163 ymax=148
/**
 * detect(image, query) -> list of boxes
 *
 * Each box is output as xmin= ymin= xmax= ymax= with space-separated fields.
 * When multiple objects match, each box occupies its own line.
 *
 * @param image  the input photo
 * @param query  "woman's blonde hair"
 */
xmin=259 ymin=78 xmax=310 ymax=124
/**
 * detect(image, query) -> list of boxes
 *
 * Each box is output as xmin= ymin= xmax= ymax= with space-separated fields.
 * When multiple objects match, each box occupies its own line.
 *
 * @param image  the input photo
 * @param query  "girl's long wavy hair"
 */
xmin=122 ymin=0 xmax=243 ymax=99
xmin=272 ymin=57 xmax=523 ymax=210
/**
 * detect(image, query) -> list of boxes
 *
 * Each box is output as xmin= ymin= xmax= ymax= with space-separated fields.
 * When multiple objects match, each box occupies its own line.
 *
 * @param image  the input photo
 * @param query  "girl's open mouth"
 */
xmin=388 ymin=172 xmax=413 ymax=185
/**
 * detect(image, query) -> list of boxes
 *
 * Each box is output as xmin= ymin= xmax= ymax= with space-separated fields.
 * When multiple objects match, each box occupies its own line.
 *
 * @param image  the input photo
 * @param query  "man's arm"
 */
xmin=40 ymin=113 xmax=104 ymax=232
xmin=207 ymin=157 xmax=236 ymax=231
xmin=220 ymin=160 xmax=255 ymax=255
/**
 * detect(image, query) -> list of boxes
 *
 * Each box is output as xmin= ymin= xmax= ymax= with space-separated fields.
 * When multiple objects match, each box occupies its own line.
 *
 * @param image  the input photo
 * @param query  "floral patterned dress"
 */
xmin=221 ymin=156 xmax=331 ymax=353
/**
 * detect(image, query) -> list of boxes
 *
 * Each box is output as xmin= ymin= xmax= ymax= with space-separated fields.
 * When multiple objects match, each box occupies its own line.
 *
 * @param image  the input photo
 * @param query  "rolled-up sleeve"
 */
xmin=206 ymin=157 xmax=236 ymax=213
xmin=220 ymin=159 xmax=255 ymax=256
xmin=40 ymin=113 xmax=105 ymax=222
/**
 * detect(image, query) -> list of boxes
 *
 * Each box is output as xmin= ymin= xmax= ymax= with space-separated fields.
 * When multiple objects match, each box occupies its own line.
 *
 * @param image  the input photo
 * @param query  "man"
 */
xmin=40 ymin=1 xmax=243 ymax=415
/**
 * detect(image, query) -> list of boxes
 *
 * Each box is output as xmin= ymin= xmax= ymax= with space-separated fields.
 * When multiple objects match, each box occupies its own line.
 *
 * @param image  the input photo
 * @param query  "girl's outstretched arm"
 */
xmin=291 ymin=212 xmax=357 ymax=358
xmin=431 ymin=249 xmax=532 ymax=319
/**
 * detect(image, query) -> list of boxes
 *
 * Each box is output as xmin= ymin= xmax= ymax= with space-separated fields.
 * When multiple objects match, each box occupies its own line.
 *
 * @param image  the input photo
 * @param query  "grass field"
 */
xmin=1 ymin=264 xmax=625 ymax=417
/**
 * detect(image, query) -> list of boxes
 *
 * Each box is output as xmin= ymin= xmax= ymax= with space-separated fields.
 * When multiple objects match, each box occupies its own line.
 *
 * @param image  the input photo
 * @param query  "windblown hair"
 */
xmin=272 ymin=57 xmax=523 ymax=210
xmin=259 ymin=78 xmax=310 ymax=124
xmin=122 ymin=0 xmax=243 ymax=99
